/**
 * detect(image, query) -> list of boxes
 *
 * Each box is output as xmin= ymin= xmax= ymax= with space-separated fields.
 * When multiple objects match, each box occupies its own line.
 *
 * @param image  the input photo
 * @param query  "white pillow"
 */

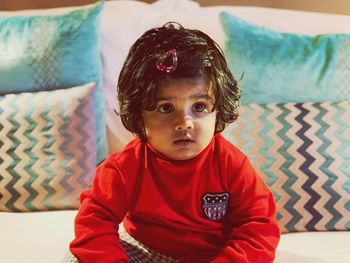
xmin=3 ymin=0 xmax=350 ymax=153
xmin=100 ymin=0 xmax=350 ymax=153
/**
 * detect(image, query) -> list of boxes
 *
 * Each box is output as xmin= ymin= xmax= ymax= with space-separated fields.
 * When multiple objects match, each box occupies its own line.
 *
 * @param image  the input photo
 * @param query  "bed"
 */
xmin=0 ymin=0 xmax=349 ymax=262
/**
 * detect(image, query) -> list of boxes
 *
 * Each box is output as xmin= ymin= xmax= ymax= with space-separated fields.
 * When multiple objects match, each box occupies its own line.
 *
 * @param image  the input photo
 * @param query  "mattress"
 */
xmin=0 ymin=210 xmax=349 ymax=263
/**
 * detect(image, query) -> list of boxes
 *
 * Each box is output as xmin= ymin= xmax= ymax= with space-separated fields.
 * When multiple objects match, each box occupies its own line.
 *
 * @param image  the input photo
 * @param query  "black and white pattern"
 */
xmin=62 ymin=229 xmax=179 ymax=263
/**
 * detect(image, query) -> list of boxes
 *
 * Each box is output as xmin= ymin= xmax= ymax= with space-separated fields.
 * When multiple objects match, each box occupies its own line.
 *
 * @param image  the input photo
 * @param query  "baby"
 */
xmin=70 ymin=22 xmax=280 ymax=262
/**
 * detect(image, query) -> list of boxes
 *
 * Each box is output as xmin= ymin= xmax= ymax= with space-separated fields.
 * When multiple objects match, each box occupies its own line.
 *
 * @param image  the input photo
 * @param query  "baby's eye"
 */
xmin=158 ymin=103 xmax=174 ymax=113
xmin=192 ymin=102 xmax=207 ymax=112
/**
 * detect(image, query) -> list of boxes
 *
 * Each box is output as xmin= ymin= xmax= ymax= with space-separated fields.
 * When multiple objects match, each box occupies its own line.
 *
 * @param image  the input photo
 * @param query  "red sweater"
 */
xmin=70 ymin=134 xmax=280 ymax=262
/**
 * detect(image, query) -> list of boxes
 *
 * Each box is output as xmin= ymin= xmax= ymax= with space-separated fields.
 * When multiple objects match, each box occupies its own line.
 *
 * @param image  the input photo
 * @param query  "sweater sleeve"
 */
xmin=69 ymin=160 xmax=129 ymax=263
xmin=211 ymin=157 xmax=281 ymax=263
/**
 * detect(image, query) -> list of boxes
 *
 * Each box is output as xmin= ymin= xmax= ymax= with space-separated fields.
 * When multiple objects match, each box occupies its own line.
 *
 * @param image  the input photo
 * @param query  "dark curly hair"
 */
xmin=117 ymin=22 xmax=241 ymax=141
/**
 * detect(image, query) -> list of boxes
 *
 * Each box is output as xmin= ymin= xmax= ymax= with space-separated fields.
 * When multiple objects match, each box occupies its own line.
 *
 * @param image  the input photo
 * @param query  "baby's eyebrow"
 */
xmin=157 ymin=93 xmax=210 ymax=101
xmin=157 ymin=96 xmax=175 ymax=101
xmin=190 ymin=93 xmax=211 ymax=100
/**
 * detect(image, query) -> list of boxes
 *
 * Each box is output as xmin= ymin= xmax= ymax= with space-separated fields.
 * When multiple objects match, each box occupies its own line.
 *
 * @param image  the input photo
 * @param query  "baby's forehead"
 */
xmin=156 ymin=77 xmax=214 ymax=100
xmin=161 ymin=77 xmax=207 ymax=85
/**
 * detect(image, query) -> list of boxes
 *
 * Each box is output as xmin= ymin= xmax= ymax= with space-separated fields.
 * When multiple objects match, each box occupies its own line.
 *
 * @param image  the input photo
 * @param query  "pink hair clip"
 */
xmin=156 ymin=49 xmax=178 ymax=73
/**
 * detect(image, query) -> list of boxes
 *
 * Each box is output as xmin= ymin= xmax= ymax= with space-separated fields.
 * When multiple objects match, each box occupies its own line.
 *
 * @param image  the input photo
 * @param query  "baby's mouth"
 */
xmin=173 ymin=138 xmax=194 ymax=146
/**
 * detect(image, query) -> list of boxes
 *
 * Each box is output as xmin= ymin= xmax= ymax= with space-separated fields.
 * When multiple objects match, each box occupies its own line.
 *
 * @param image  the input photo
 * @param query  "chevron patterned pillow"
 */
xmin=0 ymin=83 xmax=96 ymax=212
xmin=222 ymin=101 xmax=350 ymax=233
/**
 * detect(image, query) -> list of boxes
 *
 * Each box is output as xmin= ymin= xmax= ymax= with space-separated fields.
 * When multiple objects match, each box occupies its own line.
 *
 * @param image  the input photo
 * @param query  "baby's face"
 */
xmin=142 ymin=78 xmax=217 ymax=160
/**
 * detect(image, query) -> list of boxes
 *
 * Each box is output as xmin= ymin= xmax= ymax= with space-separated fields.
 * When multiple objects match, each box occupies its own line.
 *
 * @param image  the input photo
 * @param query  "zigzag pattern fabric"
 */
xmin=0 ymin=83 xmax=96 ymax=212
xmin=222 ymin=101 xmax=350 ymax=233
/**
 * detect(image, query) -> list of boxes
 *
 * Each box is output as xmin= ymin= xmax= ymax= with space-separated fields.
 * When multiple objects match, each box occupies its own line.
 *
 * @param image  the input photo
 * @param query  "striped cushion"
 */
xmin=0 ymin=83 xmax=96 ymax=212
xmin=222 ymin=101 xmax=350 ymax=233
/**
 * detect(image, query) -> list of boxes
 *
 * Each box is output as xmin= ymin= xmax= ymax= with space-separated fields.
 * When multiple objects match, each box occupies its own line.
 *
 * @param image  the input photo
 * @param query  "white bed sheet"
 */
xmin=0 ymin=210 xmax=77 ymax=263
xmin=275 ymin=231 xmax=350 ymax=263
xmin=1 ymin=210 xmax=349 ymax=263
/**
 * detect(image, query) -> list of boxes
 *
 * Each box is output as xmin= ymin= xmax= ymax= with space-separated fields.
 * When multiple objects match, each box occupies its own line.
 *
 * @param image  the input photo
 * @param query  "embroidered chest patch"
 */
xmin=202 ymin=192 xmax=230 ymax=221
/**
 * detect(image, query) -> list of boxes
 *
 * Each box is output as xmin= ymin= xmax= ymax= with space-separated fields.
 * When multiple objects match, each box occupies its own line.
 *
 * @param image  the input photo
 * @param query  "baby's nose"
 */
xmin=174 ymin=115 xmax=194 ymax=130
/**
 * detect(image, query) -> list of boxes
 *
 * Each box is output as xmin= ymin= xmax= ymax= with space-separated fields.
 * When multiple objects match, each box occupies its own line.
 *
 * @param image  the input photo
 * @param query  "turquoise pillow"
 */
xmin=220 ymin=12 xmax=350 ymax=104
xmin=0 ymin=2 xmax=107 ymax=163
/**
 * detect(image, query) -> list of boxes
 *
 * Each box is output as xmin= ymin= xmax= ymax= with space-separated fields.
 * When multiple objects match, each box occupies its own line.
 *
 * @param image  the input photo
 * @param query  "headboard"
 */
xmin=1 ymin=0 xmax=350 ymax=15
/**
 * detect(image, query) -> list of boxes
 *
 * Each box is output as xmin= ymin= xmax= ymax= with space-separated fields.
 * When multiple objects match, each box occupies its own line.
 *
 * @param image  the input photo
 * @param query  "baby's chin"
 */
xmin=161 ymin=147 xmax=205 ymax=161
xmin=148 ymin=139 xmax=212 ymax=161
